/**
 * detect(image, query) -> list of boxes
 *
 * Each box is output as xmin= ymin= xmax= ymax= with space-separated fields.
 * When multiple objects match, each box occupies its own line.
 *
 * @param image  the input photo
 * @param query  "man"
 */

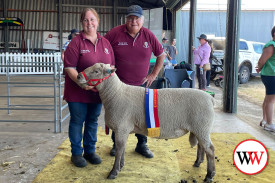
xmin=105 ymin=5 xmax=165 ymax=158
xmin=61 ymin=29 xmax=80 ymax=61
xmin=162 ymin=37 xmax=168 ymax=49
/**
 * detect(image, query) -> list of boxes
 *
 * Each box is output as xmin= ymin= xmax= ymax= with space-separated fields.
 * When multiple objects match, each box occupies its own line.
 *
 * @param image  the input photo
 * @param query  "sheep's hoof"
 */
xmin=119 ymin=163 xmax=124 ymax=171
xmin=107 ymin=171 xmax=118 ymax=179
xmin=203 ymin=171 xmax=215 ymax=182
xmin=107 ymin=174 xmax=117 ymax=179
xmin=203 ymin=177 xmax=213 ymax=183
xmin=193 ymin=161 xmax=201 ymax=167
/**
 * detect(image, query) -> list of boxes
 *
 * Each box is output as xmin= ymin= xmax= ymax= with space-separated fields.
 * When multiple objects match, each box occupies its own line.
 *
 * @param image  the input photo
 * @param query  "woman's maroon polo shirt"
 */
xmin=63 ymin=32 xmax=115 ymax=103
xmin=105 ymin=24 xmax=163 ymax=86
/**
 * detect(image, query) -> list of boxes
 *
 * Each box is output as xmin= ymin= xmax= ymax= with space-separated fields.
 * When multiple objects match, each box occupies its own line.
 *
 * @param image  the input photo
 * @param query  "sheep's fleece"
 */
xmin=77 ymin=63 xmax=216 ymax=182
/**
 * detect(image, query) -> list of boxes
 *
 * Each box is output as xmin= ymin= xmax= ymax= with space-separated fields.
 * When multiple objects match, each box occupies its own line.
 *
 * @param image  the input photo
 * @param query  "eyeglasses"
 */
xmin=126 ymin=17 xmax=141 ymax=22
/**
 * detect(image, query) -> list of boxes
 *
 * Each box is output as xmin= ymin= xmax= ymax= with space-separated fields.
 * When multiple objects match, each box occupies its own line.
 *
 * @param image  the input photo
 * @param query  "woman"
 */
xmin=193 ymin=34 xmax=211 ymax=90
xmin=63 ymin=8 xmax=115 ymax=167
xmin=257 ymin=26 xmax=275 ymax=132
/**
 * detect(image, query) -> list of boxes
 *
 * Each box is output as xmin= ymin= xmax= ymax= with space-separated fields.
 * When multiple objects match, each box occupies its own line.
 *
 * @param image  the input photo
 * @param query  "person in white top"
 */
xmin=61 ymin=29 xmax=79 ymax=61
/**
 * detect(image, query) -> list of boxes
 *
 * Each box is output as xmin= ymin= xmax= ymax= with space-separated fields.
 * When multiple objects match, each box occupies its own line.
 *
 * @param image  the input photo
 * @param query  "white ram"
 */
xmin=77 ymin=63 xmax=216 ymax=182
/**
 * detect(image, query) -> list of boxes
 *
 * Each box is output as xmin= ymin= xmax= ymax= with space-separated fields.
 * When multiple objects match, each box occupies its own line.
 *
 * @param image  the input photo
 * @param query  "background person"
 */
xmin=167 ymin=39 xmax=178 ymax=66
xmin=206 ymin=39 xmax=214 ymax=87
xmin=161 ymin=37 xmax=168 ymax=49
xmin=162 ymin=37 xmax=169 ymax=65
xmin=192 ymin=34 xmax=211 ymax=90
xmin=105 ymin=4 xmax=165 ymax=158
xmin=257 ymin=26 xmax=275 ymax=132
xmin=61 ymin=29 xmax=80 ymax=61
xmin=63 ymin=8 xmax=115 ymax=167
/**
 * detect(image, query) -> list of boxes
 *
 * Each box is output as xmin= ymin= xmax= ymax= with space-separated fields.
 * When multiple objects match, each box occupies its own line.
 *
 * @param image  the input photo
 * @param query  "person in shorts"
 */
xmin=257 ymin=26 xmax=275 ymax=132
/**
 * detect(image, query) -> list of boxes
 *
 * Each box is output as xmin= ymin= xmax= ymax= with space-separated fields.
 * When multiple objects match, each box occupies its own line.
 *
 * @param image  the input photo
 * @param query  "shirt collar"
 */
xmin=79 ymin=31 xmax=102 ymax=40
xmin=201 ymin=42 xmax=209 ymax=47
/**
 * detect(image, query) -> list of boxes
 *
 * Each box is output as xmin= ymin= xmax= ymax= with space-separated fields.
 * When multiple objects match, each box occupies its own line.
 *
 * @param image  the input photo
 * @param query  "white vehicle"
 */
xmin=210 ymin=37 xmax=265 ymax=84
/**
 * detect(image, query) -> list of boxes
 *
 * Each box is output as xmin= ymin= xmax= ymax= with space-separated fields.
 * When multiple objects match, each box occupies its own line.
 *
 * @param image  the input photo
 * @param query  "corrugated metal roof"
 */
xmin=166 ymin=0 xmax=189 ymax=11
xmin=0 ymin=0 xmax=169 ymax=53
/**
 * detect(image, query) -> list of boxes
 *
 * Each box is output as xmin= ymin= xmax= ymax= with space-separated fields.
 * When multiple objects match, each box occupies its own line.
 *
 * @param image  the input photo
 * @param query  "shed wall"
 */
xmin=176 ymin=10 xmax=275 ymax=63
xmin=0 ymin=0 xmax=129 ymax=53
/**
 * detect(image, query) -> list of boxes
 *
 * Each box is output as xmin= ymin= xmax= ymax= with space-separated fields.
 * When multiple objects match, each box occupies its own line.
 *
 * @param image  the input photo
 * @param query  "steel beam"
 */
xmin=188 ymin=0 xmax=196 ymax=67
xmin=58 ymin=0 xmax=63 ymax=52
xmin=223 ymin=0 xmax=241 ymax=113
xmin=3 ymin=0 xmax=9 ymax=52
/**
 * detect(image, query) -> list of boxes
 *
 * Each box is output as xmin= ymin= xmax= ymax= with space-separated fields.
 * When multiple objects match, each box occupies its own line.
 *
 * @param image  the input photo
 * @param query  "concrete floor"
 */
xmin=0 ymin=75 xmax=274 ymax=183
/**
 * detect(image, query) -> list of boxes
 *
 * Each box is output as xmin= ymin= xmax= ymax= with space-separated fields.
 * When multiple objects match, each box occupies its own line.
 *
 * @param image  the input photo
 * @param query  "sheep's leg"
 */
xmin=120 ymin=148 xmax=125 ymax=170
xmin=107 ymin=132 xmax=128 ymax=179
xmin=193 ymin=143 xmax=205 ymax=167
xmin=203 ymin=143 xmax=215 ymax=182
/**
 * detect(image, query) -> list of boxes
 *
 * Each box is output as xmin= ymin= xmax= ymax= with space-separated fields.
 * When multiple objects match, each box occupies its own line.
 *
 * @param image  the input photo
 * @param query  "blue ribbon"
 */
xmin=145 ymin=88 xmax=151 ymax=128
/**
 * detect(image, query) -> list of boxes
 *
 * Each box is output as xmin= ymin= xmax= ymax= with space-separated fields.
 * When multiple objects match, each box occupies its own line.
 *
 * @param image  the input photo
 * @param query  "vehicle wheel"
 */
xmin=214 ymin=79 xmax=220 ymax=87
xmin=238 ymin=65 xmax=250 ymax=84
xmin=220 ymin=80 xmax=224 ymax=88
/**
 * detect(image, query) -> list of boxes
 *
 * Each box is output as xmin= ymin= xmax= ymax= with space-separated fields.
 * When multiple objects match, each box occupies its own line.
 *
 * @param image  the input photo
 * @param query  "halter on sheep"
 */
xmin=80 ymin=71 xmax=114 ymax=87
xmin=77 ymin=63 xmax=216 ymax=183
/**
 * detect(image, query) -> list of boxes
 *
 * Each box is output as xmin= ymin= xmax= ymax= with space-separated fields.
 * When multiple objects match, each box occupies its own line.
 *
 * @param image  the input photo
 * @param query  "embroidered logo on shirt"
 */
xmin=81 ymin=50 xmax=90 ymax=54
xmin=143 ymin=42 xmax=149 ymax=48
xmin=104 ymin=48 xmax=109 ymax=54
xmin=118 ymin=42 xmax=128 ymax=46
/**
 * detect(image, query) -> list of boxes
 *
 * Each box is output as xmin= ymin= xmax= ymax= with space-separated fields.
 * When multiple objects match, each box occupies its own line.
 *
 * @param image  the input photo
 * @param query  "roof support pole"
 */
xmin=188 ymin=0 xmax=197 ymax=66
xmin=58 ymin=0 xmax=63 ymax=52
xmin=223 ymin=0 xmax=241 ymax=113
xmin=112 ymin=0 xmax=118 ymax=28
xmin=3 ymin=0 xmax=9 ymax=52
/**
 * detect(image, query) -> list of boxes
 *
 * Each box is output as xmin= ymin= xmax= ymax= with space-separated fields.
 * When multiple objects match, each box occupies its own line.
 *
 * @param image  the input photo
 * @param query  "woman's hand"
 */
xmin=82 ymin=85 xmax=98 ymax=92
xmin=256 ymin=67 xmax=261 ymax=73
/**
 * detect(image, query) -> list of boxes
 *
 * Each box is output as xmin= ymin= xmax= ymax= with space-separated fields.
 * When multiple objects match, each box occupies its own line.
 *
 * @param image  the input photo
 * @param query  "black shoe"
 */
xmin=71 ymin=155 xmax=87 ymax=167
xmin=110 ymin=144 xmax=116 ymax=156
xmin=135 ymin=144 xmax=154 ymax=158
xmin=84 ymin=152 xmax=102 ymax=164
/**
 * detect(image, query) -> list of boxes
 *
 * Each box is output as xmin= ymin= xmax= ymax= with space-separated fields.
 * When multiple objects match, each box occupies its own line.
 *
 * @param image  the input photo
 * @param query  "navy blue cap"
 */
xmin=68 ymin=29 xmax=79 ymax=40
xmin=126 ymin=5 xmax=143 ymax=18
xmin=71 ymin=29 xmax=79 ymax=34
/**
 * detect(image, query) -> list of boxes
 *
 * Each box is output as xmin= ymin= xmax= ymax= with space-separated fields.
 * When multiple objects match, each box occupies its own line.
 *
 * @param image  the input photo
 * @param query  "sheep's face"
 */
xmin=77 ymin=63 xmax=116 ymax=86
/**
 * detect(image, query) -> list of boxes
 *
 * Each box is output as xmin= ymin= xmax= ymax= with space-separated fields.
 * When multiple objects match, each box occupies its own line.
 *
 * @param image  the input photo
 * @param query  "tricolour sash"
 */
xmin=145 ymin=88 xmax=160 ymax=137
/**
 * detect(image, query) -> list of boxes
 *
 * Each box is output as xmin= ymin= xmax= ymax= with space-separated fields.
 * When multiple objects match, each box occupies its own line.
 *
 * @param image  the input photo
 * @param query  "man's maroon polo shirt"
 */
xmin=104 ymin=24 xmax=163 ymax=86
xmin=64 ymin=32 xmax=115 ymax=103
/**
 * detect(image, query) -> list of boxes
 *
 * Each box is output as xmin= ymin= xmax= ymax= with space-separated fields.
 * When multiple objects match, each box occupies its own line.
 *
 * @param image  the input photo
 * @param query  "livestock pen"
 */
xmin=0 ymin=52 xmax=69 ymax=133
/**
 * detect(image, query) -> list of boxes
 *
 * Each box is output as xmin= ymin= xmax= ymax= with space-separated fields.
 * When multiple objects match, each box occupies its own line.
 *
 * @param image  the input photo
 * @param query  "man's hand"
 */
xmin=142 ymin=73 xmax=157 ymax=87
